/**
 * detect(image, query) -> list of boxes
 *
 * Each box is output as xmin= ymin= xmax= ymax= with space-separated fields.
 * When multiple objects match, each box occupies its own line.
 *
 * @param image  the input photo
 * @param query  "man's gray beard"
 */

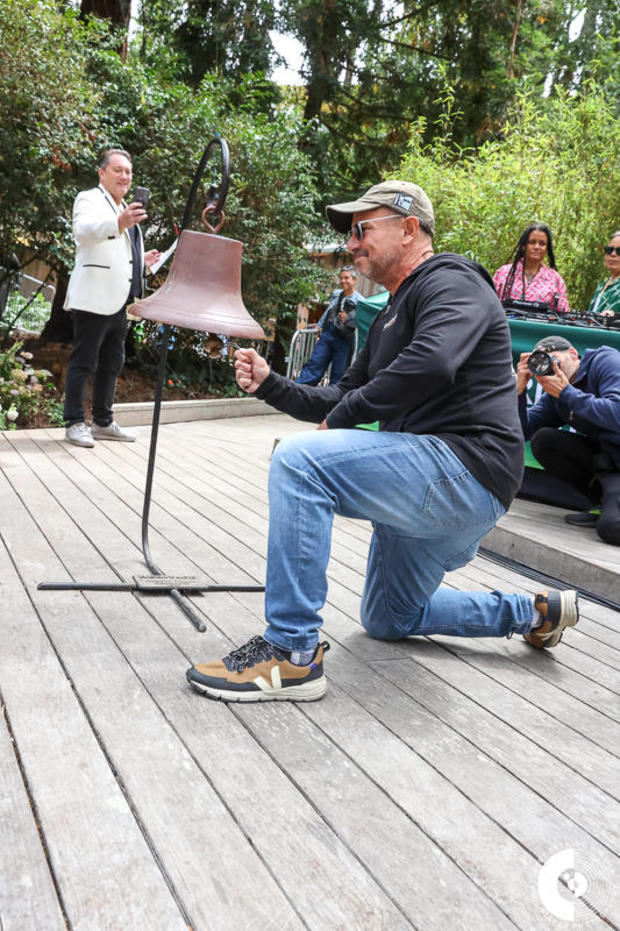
xmin=364 ymin=246 xmax=400 ymax=286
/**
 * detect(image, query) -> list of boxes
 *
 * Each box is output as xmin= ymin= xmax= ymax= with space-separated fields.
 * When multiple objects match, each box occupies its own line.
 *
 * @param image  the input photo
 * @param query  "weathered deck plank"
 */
xmin=1 ymin=435 xmax=330 ymax=928
xmin=373 ymin=649 xmax=620 ymax=849
xmin=0 ymin=433 xmax=427 ymax=927
xmin=0 ymin=496 xmax=186 ymax=929
xmin=1 ymin=415 xmax=619 ymax=930
xmin=0 ymin=676 xmax=65 ymax=931
xmin=13 ymin=432 xmax=514 ymax=928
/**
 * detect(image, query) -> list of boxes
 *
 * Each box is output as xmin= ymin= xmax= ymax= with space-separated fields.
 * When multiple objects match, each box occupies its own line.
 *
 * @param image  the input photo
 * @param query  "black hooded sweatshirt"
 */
xmin=256 ymin=253 xmax=524 ymax=510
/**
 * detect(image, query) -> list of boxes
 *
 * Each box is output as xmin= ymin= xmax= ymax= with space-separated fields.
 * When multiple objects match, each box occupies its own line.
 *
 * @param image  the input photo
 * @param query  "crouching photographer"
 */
xmin=517 ymin=335 xmax=620 ymax=545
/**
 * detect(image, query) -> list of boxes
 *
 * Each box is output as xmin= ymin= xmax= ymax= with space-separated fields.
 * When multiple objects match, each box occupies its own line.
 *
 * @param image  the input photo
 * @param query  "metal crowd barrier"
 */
xmin=0 ymin=271 xmax=56 ymax=334
xmin=19 ymin=274 xmax=56 ymax=304
xmin=286 ymin=325 xmax=359 ymax=384
xmin=286 ymin=325 xmax=321 ymax=380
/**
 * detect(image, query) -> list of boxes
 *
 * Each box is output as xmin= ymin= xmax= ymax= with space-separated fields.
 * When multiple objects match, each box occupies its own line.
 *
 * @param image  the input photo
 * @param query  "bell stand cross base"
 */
xmin=38 ymin=137 xmax=265 ymax=632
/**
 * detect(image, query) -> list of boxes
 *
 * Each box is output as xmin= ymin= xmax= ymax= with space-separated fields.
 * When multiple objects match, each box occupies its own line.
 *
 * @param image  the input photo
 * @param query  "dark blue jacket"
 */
xmin=519 ymin=346 xmax=620 ymax=468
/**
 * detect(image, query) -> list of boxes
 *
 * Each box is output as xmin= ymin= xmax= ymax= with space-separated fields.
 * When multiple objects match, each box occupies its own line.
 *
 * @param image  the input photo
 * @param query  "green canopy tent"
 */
xmin=356 ymin=291 xmax=390 ymax=349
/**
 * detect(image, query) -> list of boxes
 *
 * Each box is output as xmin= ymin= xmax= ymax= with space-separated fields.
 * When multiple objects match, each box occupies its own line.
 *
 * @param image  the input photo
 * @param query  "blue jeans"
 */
xmin=297 ymin=327 xmax=352 ymax=386
xmin=264 ymin=430 xmax=534 ymax=650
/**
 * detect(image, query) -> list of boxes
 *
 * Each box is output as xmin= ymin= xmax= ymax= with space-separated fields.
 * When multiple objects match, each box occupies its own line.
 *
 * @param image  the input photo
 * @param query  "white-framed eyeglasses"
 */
xmin=349 ymin=213 xmax=404 ymax=241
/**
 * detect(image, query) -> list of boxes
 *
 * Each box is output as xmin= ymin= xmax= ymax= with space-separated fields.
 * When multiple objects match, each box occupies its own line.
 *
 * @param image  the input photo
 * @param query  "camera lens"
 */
xmin=527 ymin=349 xmax=555 ymax=376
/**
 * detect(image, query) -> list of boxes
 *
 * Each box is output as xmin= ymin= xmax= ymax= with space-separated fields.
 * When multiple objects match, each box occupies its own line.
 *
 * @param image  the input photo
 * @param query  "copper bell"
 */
xmin=137 ymin=229 xmax=265 ymax=340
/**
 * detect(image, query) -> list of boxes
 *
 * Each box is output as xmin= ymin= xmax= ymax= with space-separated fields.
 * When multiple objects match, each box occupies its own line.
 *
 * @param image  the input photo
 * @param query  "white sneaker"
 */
xmin=91 ymin=421 xmax=136 ymax=442
xmin=65 ymin=423 xmax=95 ymax=448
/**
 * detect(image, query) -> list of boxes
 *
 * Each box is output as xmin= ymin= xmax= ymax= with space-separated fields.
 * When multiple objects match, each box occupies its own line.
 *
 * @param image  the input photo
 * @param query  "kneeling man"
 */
xmin=187 ymin=181 xmax=579 ymax=703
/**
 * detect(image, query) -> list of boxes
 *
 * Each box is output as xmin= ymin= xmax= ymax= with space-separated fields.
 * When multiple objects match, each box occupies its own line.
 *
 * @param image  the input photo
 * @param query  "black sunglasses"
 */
xmin=604 ymin=246 xmax=620 ymax=256
xmin=348 ymin=214 xmax=404 ymax=241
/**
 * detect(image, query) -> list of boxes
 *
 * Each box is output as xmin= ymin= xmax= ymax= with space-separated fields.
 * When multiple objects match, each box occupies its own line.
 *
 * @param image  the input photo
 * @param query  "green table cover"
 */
xmin=355 ymin=291 xmax=620 ymax=359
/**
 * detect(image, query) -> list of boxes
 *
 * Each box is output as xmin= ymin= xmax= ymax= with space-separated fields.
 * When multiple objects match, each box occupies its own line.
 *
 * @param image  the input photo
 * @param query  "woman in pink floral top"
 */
xmin=493 ymin=223 xmax=570 ymax=313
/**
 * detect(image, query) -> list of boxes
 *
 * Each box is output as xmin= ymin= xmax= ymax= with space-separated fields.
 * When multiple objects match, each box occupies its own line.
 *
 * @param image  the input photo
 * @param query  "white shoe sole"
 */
xmin=546 ymin=590 xmax=579 ymax=646
xmin=65 ymin=436 xmax=94 ymax=448
xmin=91 ymin=433 xmax=135 ymax=442
xmin=189 ymin=675 xmax=327 ymax=702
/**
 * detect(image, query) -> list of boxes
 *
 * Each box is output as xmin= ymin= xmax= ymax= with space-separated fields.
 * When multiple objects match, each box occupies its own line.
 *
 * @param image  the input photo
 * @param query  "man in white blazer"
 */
xmin=63 ymin=148 xmax=160 ymax=447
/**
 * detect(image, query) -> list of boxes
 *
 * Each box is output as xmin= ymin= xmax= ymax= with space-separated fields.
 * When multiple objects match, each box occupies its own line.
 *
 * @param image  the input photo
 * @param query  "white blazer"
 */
xmin=64 ymin=185 xmax=144 ymax=315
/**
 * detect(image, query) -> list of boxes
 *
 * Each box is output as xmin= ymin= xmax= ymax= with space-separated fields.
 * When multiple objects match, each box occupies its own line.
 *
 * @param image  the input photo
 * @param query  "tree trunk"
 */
xmin=40 ymin=272 xmax=72 ymax=344
xmin=303 ymin=72 xmax=330 ymax=123
xmin=507 ymin=0 xmax=522 ymax=79
xmin=80 ymin=0 xmax=130 ymax=60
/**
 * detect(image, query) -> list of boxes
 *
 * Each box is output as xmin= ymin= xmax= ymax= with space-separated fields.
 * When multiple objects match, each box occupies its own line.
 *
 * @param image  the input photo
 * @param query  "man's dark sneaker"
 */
xmin=524 ymin=589 xmax=579 ymax=649
xmin=186 ymin=635 xmax=329 ymax=702
xmin=564 ymin=508 xmax=601 ymax=527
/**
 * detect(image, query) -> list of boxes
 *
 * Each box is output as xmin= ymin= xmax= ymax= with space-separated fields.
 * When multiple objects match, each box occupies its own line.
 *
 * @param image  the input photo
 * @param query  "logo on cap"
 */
xmin=393 ymin=193 xmax=413 ymax=211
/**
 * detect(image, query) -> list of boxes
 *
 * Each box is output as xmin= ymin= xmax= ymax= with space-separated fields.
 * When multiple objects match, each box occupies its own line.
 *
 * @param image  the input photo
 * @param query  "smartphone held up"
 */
xmin=133 ymin=186 xmax=151 ymax=210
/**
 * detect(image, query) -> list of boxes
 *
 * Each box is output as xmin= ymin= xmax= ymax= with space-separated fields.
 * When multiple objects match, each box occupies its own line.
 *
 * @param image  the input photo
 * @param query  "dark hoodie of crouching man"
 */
xmin=186 ymin=180 xmax=580 ymax=704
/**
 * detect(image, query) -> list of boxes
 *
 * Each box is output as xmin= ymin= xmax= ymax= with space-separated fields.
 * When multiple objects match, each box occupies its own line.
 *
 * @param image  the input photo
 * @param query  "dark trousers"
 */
xmin=297 ymin=327 xmax=352 ymax=386
xmin=63 ymin=308 xmax=127 ymax=427
xmin=530 ymin=428 xmax=601 ymax=501
xmin=531 ymin=427 xmax=620 ymax=545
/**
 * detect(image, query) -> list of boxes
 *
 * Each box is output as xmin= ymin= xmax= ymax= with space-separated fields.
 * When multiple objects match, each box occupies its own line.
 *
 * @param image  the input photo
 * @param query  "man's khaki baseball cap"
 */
xmin=326 ymin=180 xmax=435 ymax=237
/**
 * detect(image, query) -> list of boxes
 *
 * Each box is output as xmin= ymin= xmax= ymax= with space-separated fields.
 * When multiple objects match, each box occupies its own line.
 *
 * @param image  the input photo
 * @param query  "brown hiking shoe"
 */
xmin=524 ymin=590 xmax=579 ymax=648
xmin=186 ymin=635 xmax=329 ymax=702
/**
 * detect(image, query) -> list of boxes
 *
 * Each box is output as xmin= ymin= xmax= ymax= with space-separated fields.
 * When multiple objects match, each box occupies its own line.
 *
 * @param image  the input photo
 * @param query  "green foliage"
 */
xmin=282 ymin=0 xmax=620 ymax=197
xmin=546 ymin=2 xmax=619 ymax=94
xmin=221 ymin=109 xmax=327 ymax=315
xmin=0 ymin=0 xmax=104 ymax=273
xmin=0 ymin=342 xmax=57 ymax=428
xmin=129 ymin=322 xmax=245 ymax=396
xmin=0 ymin=0 xmax=327 ymax=377
xmin=4 ymin=0 xmax=617 ymax=391
xmin=395 ymin=81 xmax=620 ymax=310
xmin=87 ymin=55 xmax=326 ymax=322
xmin=44 ymin=396 xmax=66 ymax=426
xmin=136 ymin=0 xmax=281 ymax=91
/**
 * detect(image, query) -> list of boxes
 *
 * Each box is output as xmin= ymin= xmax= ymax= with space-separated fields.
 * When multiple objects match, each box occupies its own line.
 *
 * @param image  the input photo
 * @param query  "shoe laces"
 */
xmin=223 ymin=636 xmax=281 ymax=672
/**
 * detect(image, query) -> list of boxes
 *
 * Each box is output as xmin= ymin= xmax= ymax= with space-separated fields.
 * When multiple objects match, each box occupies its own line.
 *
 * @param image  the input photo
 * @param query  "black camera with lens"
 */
xmin=334 ymin=296 xmax=357 ymax=337
xmin=527 ymin=349 xmax=556 ymax=377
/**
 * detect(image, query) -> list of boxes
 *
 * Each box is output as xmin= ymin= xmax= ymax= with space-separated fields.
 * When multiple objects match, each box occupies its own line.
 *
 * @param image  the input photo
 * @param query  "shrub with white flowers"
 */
xmin=0 ymin=342 xmax=56 ymax=430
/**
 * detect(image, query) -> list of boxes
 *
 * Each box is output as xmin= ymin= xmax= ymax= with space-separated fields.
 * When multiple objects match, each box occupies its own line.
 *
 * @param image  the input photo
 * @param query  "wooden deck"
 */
xmin=1 ymin=413 xmax=619 ymax=930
